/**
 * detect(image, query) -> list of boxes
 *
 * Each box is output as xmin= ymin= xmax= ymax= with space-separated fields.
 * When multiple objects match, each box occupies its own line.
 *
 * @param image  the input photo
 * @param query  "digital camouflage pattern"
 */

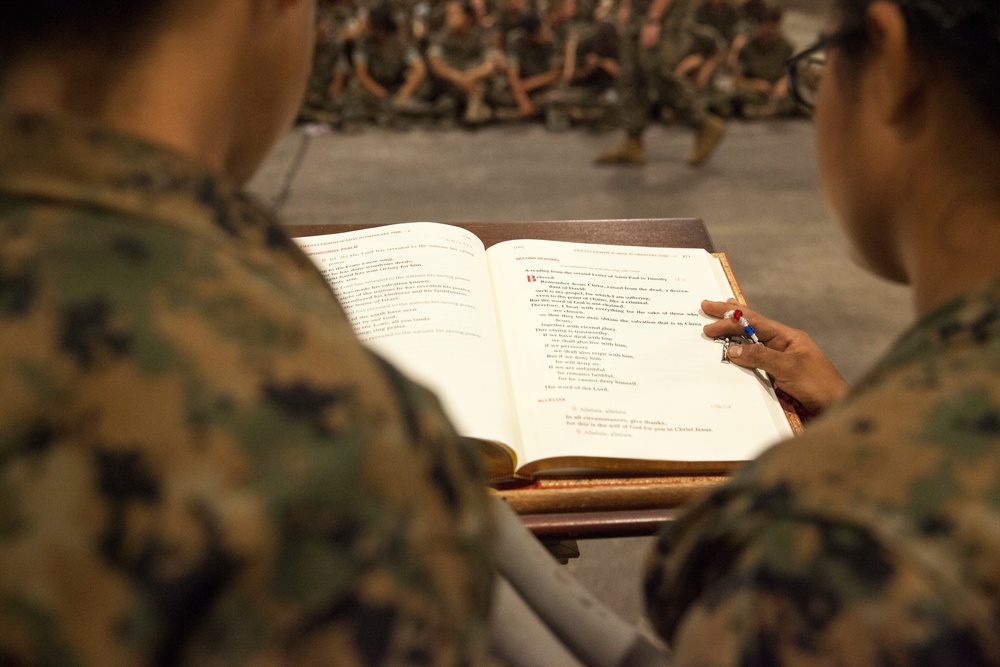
xmin=646 ymin=279 xmax=1000 ymax=664
xmin=0 ymin=113 xmax=496 ymax=665
xmin=737 ymin=31 xmax=793 ymax=84
xmin=612 ymin=0 xmax=703 ymax=135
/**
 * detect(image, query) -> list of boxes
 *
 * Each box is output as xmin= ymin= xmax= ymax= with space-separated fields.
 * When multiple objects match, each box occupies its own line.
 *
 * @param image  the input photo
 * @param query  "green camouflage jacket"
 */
xmin=646 ymin=279 xmax=1000 ymax=664
xmin=0 ymin=113 xmax=495 ymax=665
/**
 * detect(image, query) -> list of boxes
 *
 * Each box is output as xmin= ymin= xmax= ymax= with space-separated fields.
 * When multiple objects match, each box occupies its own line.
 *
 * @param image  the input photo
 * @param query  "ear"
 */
xmin=863 ymin=1 xmax=925 ymax=126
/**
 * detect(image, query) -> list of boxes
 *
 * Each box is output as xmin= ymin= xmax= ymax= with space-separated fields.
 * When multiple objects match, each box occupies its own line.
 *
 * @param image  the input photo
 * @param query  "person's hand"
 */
xmin=702 ymin=299 xmax=849 ymax=416
xmin=640 ymin=22 xmax=661 ymax=49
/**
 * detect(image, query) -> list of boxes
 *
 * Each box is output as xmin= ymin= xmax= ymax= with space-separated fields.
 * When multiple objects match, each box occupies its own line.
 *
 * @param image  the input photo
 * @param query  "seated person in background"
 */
xmin=730 ymin=3 xmax=795 ymax=117
xmin=427 ymin=0 xmax=498 ymax=124
xmin=0 ymin=0 xmax=496 ymax=663
xmin=735 ymin=0 xmax=765 ymax=24
xmin=496 ymin=12 xmax=563 ymax=120
xmin=695 ymin=0 xmax=743 ymax=50
xmin=646 ymin=0 xmax=1000 ymax=662
xmin=346 ymin=1 xmax=432 ymax=126
xmin=547 ymin=0 xmax=583 ymax=56
xmin=491 ymin=0 xmax=532 ymax=56
xmin=556 ymin=19 xmax=620 ymax=129
xmin=299 ymin=5 xmax=351 ymax=127
xmin=663 ymin=23 xmax=727 ymax=124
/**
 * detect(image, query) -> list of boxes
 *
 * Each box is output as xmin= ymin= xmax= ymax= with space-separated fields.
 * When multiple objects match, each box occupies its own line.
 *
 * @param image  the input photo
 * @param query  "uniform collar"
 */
xmin=0 ymin=111 xmax=290 ymax=250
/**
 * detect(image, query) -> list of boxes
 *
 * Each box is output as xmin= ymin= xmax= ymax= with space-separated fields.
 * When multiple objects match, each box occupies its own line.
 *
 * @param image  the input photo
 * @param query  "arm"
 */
xmin=771 ymin=73 xmax=790 ymax=99
xmin=596 ymin=55 xmax=619 ymax=77
xmin=701 ymin=299 xmax=849 ymax=416
xmin=570 ymin=52 xmax=599 ymax=82
xmin=428 ymin=54 xmax=473 ymax=89
xmin=639 ymin=0 xmax=672 ymax=48
xmin=506 ymin=61 xmax=537 ymax=115
xmin=354 ymin=61 xmax=389 ymax=98
xmin=726 ymin=32 xmax=747 ymax=70
xmin=694 ymin=49 xmax=724 ymax=89
xmin=464 ymin=57 xmax=497 ymax=83
xmin=397 ymin=58 xmax=427 ymax=99
xmin=562 ymin=34 xmax=579 ymax=82
xmin=521 ymin=67 xmax=562 ymax=93
xmin=674 ymin=53 xmax=705 ymax=79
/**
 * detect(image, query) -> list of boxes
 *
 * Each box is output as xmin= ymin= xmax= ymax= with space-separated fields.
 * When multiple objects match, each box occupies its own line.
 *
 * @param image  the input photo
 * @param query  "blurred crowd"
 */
xmin=298 ymin=0 xmax=800 ymax=133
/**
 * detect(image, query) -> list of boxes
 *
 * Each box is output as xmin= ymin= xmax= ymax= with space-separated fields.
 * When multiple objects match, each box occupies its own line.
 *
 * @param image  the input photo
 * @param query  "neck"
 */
xmin=903 ymin=186 xmax=1000 ymax=317
xmin=1 ymin=9 xmax=244 ymax=178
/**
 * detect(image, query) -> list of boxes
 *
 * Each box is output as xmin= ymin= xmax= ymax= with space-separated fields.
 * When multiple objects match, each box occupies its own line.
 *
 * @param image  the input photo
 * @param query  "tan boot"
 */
xmin=594 ymin=136 xmax=647 ymax=165
xmin=686 ymin=114 xmax=726 ymax=167
xmin=463 ymin=93 xmax=492 ymax=126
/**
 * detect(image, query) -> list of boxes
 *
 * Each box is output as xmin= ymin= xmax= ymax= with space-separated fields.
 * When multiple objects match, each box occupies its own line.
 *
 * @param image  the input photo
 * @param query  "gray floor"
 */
xmin=245 ymin=0 xmax=914 ymax=634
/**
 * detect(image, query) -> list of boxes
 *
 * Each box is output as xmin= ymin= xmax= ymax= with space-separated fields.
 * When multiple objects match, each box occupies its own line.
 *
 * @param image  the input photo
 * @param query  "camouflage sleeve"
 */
xmin=645 ymin=438 xmax=1000 ymax=664
xmin=0 ymin=206 xmax=497 ymax=665
xmin=354 ymin=41 xmax=370 ymax=68
xmin=426 ymin=39 xmax=444 ymax=60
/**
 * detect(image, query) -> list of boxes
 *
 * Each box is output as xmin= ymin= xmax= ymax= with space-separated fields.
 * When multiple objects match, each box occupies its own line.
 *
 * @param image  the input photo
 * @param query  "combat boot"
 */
xmin=594 ymin=136 xmax=646 ymax=165
xmin=686 ymin=114 xmax=726 ymax=167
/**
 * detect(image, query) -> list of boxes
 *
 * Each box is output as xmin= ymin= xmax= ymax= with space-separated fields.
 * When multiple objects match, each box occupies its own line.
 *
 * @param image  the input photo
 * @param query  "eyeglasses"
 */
xmin=785 ymin=34 xmax=833 ymax=112
xmin=785 ymin=27 xmax=861 ymax=112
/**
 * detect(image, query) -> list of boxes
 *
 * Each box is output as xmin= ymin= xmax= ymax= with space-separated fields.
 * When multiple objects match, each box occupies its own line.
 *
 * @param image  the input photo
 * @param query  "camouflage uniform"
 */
xmin=646 ymin=279 xmax=1000 ymax=663
xmin=491 ymin=31 xmax=561 ymax=111
xmin=427 ymin=27 xmax=499 ymax=109
xmin=301 ymin=9 xmax=353 ymax=124
xmin=694 ymin=0 xmax=742 ymax=43
xmin=733 ymin=31 xmax=795 ymax=116
xmin=614 ymin=0 xmax=706 ymax=136
xmin=427 ymin=26 xmax=496 ymax=77
xmin=344 ymin=35 xmax=431 ymax=121
xmin=555 ymin=21 xmax=620 ymax=125
xmin=0 ymin=113 xmax=496 ymax=665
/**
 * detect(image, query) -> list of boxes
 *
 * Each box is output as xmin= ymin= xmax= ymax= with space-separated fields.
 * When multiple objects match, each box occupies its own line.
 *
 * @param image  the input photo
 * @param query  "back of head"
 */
xmin=759 ymin=4 xmax=783 ymax=24
xmin=835 ymin=0 xmax=1000 ymax=132
xmin=368 ymin=2 xmax=399 ymax=34
xmin=2 ymin=0 xmax=170 ymax=73
xmin=518 ymin=12 xmax=542 ymax=37
xmin=589 ymin=20 xmax=618 ymax=57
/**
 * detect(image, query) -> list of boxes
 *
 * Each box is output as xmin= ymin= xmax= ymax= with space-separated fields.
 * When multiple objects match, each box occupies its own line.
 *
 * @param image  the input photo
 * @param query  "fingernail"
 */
xmin=728 ymin=346 xmax=743 ymax=359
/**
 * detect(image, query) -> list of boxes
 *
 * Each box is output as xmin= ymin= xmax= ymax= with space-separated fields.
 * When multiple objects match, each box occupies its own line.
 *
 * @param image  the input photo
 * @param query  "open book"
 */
xmin=294 ymin=222 xmax=798 ymax=483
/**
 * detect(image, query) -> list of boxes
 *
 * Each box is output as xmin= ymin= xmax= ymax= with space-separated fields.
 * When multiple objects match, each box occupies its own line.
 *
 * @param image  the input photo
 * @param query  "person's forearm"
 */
xmin=598 ymin=58 xmax=620 ymax=77
xmin=522 ymin=69 xmax=561 ymax=92
xmin=398 ymin=62 xmax=426 ymax=98
xmin=465 ymin=60 xmax=496 ymax=81
xmin=507 ymin=67 xmax=532 ymax=107
xmin=645 ymin=0 xmax=671 ymax=23
xmin=356 ymin=66 xmax=387 ymax=98
xmin=675 ymin=54 xmax=704 ymax=78
xmin=695 ymin=52 xmax=723 ymax=88
xmin=562 ymin=39 xmax=578 ymax=81
xmin=429 ymin=57 xmax=468 ymax=86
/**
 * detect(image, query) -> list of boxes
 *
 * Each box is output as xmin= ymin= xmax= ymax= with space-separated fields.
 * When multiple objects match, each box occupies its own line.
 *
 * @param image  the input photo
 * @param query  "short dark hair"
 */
xmin=835 ymin=0 xmax=1000 ymax=128
xmin=2 ymin=0 xmax=170 ymax=68
xmin=456 ymin=0 xmax=478 ymax=22
xmin=518 ymin=12 xmax=542 ymax=36
xmin=759 ymin=4 xmax=783 ymax=24
xmin=368 ymin=2 xmax=399 ymax=33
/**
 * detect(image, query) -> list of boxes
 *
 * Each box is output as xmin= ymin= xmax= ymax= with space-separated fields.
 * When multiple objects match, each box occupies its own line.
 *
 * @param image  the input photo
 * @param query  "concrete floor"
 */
xmin=244 ymin=0 xmax=915 ymax=637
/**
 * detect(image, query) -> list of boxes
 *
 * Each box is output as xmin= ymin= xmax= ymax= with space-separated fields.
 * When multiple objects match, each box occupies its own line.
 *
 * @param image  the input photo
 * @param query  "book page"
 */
xmin=486 ymin=240 xmax=792 ymax=470
xmin=294 ymin=223 xmax=517 ymax=448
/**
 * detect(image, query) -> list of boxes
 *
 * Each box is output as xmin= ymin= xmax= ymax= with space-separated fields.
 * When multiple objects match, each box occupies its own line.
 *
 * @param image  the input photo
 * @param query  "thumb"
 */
xmin=726 ymin=343 xmax=783 ymax=376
